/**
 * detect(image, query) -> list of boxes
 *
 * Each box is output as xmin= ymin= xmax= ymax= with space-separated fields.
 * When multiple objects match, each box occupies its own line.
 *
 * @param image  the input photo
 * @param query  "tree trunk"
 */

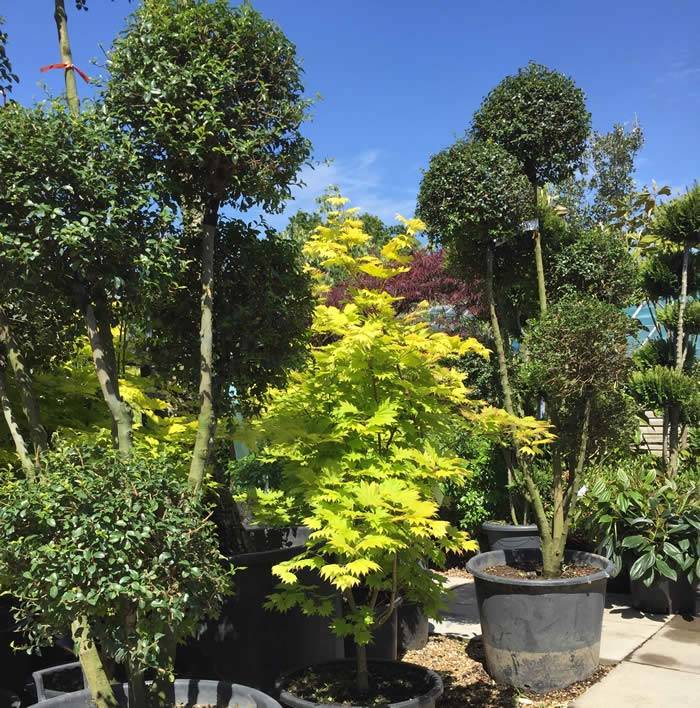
xmin=676 ymin=244 xmax=690 ymax=371
xmin=531 ymin=185 xmax=547 ymax=315
xmin=486 ymin=241 xmax=521 ymax=522
xmin=71 ymin=617 xmax=117 ymax=708
xmin=485 ymin=243 xmax=516 ymax=415
xmin=355 ymin=643 xmax=370 ymax=696
xmin=53 ymin=0 xmax=80 ymax=117
xmin=0 ymin=362 xmax=35 ymax=478
xmin=188 ymin=199 xmax=220 ymax=491
xmin=148 ymin=629 xmax=177 ymax=708
xmin=668 ymin=404 xmax=681 ymax=477
xmin=0 ymin=306 xmax=47 ymax=454
xmin=543 ymin=396 xmax=592 ymax=577
xmin=77 ymin=288 xmax=132 ymax=456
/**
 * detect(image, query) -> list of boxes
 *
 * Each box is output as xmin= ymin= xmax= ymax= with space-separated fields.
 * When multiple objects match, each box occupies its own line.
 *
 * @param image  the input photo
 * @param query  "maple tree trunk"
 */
xmin=189 ymin=198 xmax=220 ymax=491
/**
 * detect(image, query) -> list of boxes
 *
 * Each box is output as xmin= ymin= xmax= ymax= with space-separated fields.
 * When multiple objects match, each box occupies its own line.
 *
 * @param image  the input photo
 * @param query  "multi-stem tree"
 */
xmin=417 ymin=138 xmax=532 ymax=521
xmin=472 ymin=62 xmax=591 ymax=315
xmin=521 ymin=295 xmax=632 ymax=576
xmin=105 ymin=0 xmax=311 ymax=490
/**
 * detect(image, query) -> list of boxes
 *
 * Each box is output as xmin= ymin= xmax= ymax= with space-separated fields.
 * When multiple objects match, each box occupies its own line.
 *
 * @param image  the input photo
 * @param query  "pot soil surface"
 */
xmin=483 ymin=561 xmax=599 ymax=580
xmin=282 ymin=661 xmax=432 ymax=707
xmin=404 ymin=636 xmax=611 ymax=707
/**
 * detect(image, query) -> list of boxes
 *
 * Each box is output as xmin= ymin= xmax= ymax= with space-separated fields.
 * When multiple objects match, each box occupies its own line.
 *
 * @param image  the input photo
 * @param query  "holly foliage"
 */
xmin=0 ymin=100 xmax=176 ymax=305
xmin=0 ymin=16 xmax=18 ymax=98
xmin=145 ymin=219 xmax=313 ymax=415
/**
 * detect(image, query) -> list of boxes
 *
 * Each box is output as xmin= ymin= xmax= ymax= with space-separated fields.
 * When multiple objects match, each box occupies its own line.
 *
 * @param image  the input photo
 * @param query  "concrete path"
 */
xmin=432 ymin=576 xmax=699 ymax=706
xmin=572 ymin=615 xmax=700 ymax=707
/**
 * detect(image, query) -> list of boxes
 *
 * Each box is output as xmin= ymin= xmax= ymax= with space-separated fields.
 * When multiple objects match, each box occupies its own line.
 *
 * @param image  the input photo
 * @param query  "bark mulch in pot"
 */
xmin=404 ymin=635 xmax=612 ymax=707
xmin=483 ymin=562 xmax=600 ymax=580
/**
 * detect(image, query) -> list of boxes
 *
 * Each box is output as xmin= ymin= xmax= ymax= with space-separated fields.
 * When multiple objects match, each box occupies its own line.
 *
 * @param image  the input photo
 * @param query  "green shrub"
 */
xmin=0 ymin=442 xmax=231 ymax=684
xmin=578 ymin=457 xmax=700 ymax=585
xmin=442 ymin=432 xmax=503 ymax=535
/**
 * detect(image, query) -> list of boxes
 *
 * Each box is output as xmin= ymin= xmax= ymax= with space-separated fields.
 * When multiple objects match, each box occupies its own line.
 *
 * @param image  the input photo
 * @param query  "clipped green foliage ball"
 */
xmin=521 ymin=294 xmax=632 ymax=405
xmin=652 ymin=184 xmax=700 ymax=248
xmin=472 ymin=62 xmax=590 ymax=186
xmin=417 ymin=138 xmax=532 ymax=250
xmin=549 ymin=227 xmax=640 ymax=307
xmin=0 ymin=442 xmax=232 ymax=674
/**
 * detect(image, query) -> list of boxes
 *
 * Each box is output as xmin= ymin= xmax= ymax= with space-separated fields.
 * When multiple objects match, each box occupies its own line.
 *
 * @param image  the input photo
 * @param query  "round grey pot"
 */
xmin=467 ymin=549 xmax=612 ymax=693
xmin=275 ymin=660 xmax=443 ymax=708
xmin=631 ymin=576 xmax=697 ymax=615
xmin=481 ymin=521 xmax=541 ymax=551
xmin=28 ymin=679 xmax=281 ymax=708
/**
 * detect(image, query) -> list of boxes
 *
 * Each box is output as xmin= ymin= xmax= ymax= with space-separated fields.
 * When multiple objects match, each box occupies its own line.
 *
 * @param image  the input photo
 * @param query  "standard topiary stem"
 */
xmin=189 ymin=198 xmax=220 ymax=491
xmin=53 ymin=0 xmax=80 ymax=117
xmin=0 ymin=306 xmax=48 ymax=455
xmin=72 ymin=617 xmax=117 ymax=708
xmin=80 ymin=293 xmax=133 ymax=457
xmin=0 ymin=363 xmax=35 ymax=478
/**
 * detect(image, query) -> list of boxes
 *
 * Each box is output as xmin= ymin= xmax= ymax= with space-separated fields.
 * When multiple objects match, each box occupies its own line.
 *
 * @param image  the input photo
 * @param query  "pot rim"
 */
xmin=481 ymin=520 xmax=539 ymax=532
xmin=275 ymin=658 xmax=443 ymax=708
xmin=467 ymin=549 xmax=613 ymax=587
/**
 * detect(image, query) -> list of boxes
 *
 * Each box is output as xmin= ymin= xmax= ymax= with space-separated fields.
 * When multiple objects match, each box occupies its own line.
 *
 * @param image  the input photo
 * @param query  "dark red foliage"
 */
xmin=327 ymin=249 xmax=482 ymax=314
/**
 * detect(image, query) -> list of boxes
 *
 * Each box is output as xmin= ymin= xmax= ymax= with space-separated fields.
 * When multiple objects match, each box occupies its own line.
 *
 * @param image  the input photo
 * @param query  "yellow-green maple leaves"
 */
xmin=246 ymin=196 xmax=552 ymax=647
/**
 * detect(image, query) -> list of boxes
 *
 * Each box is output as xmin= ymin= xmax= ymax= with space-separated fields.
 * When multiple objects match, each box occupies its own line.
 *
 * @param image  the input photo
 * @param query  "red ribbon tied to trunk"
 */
xmin=40 ymin=62 xmax=91 ymax=83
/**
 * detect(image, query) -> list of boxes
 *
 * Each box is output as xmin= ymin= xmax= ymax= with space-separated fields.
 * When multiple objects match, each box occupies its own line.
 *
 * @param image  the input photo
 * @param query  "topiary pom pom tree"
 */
xmin=473 ymin=62 xmax=591 ymax=314
xmin=417 ymin=139 xmax=533 ymax=521
xmin=105 ymin=0 xmax=312 ymax=490
xmin=0 ymin=442 xmax=231 ymax=708
xmin=521 ymin=295 xmax=632 ymax=576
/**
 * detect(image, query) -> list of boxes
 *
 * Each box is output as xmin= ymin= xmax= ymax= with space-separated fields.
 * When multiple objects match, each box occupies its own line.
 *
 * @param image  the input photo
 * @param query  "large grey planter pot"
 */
xmin=29 ymin=679 xmax=280 ymax=707
xmin=631 ymin=576 xmax=697 ymax=615
xmin=481 ymin=521 xmax=541 ymax=551
xmin=275 ymin=660 xmax=443 ymax=708
xmin=467 ymin=549 xmax=612 ymax=692
xmin=177 ymin=526 xmax=343 ymax=691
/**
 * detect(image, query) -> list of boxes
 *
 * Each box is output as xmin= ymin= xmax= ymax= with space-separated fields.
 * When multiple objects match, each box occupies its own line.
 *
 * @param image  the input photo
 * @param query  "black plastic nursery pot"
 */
xmin=631 ymin=576 xmax=697 ymax=615
xmin=175 ymin=526 xmax=343 ymax=692
xmin=467 ymin=548 xmax=612 ymax=693
xmin=28 ymin=679 xmax=280 ymax=708
xmin=481 ymin=521 xmax=541 ymax=551
xmin=343 ymin=601 xmax=429 ymax=661
xmin=397 ymin=602 xmax=429 ymax=655
xmin=275 ymin=660 xmax=443 ymax=708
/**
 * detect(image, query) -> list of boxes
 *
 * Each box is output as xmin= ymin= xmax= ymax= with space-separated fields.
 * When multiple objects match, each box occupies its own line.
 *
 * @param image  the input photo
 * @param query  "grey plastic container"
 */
xmin=28 ymin=679 xmax=280 ymax=707
xmin=631 ymin=576 xmax=697 ymax=615
xmin=481 ymin=521 xmax=541 ymax=551
xmin=468 ymin=548 xmax=612 ymax=692
xmin=275 ymin=660 xmax=443 ymax=708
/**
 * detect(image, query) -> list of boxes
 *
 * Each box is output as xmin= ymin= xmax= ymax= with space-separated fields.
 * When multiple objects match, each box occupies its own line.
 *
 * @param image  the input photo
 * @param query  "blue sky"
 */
xmin=3 ymin=1 xmax=699 ymax=228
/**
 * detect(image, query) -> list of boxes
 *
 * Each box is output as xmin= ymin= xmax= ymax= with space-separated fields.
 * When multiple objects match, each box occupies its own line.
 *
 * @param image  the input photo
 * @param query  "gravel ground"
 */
xmin=404 ymin=635 xmax=613 ymax=708
xmin=438 ymin=567 xmax=473 ymax=580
